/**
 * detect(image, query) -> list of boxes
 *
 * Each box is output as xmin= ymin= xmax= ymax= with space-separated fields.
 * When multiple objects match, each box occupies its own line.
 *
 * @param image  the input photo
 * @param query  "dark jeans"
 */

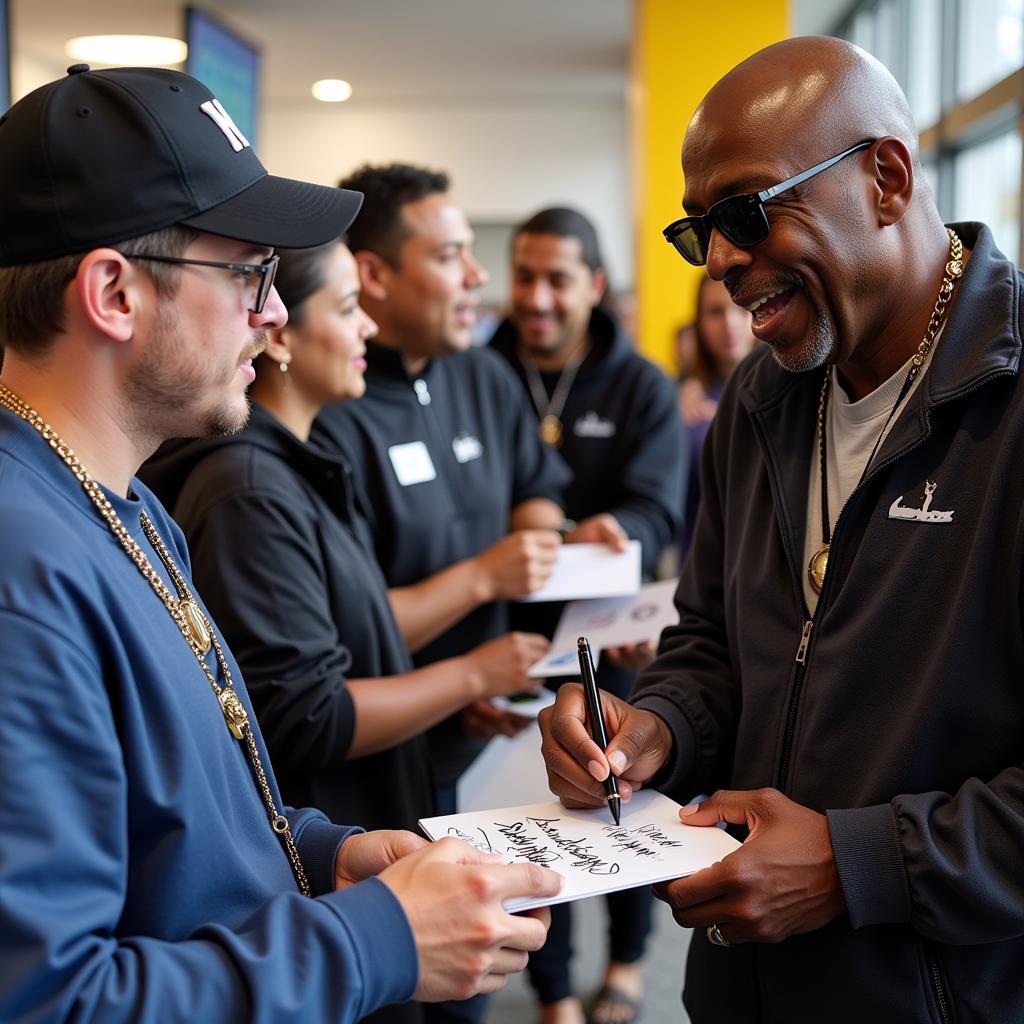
xmin=527 ymin=887 xmax=655 ymax=1004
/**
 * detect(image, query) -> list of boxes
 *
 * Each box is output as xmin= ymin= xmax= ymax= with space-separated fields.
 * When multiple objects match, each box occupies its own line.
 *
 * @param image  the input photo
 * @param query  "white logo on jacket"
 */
xmin=452 ymin=434 xmax=484 ymax=464
xmin=573 ymin=411 xmax=616 ymax=438
xmin=888 ymin=480 xmax=955 ymax=523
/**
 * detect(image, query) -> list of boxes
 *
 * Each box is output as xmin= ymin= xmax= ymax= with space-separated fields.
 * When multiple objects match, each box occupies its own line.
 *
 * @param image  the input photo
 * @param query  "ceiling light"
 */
xmin=65 ymin=35 xmax=188 ymax=67
xmin=312 ymin=79 xmax=353 ymax=103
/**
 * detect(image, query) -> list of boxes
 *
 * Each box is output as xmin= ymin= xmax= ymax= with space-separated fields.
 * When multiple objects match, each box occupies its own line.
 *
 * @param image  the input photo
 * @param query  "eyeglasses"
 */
xmin=662 ymin=140 xmax=875 ymax=267
xmin=127 ymin=253 xmax=280 ymax=313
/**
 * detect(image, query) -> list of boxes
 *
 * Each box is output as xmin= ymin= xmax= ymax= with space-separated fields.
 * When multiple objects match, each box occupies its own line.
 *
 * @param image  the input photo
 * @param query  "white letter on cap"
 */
xmin=199 ymin=99 xmax=251 ymax=153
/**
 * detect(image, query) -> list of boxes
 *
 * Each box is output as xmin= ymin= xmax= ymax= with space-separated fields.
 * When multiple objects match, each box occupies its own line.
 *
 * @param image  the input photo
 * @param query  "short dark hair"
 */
xmin=272 ymin=238 xmax=343 ymax=326
xmin=0 ymin=225 xmax=197 ymax=358
xmin=513 ymin=207 xmax=605 ymax=275
xmin=338 ymin=163 xmax=449 ymax=266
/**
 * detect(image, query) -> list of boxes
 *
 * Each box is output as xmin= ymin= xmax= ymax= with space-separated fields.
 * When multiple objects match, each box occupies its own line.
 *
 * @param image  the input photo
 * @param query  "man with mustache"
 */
xmin=0 ymin=66 xmax=558 ymax=1023
xmin=540 ymin=36 xmax=1024 ymax=1023
xmin=314 ymin=166 xmax=620 ymax=818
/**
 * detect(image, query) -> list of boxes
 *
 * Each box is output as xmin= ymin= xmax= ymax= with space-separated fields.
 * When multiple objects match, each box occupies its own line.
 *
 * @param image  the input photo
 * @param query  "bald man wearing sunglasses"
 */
xmin=540 ymin=35 xmax=1024 ymax=1024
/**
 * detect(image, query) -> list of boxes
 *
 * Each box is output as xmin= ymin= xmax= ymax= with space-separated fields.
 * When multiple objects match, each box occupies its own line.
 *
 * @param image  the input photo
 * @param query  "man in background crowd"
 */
xmin=489 ymin=207 xmax=683 ymax=1024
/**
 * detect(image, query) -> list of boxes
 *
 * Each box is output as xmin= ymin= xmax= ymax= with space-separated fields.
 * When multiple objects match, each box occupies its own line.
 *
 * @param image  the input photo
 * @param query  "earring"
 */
xmin=279 ymin=360 xmax=290 ymax=374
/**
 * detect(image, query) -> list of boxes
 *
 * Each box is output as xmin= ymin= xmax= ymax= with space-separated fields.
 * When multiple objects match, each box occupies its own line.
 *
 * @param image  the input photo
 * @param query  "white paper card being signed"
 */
xmin=517 ymin=540 xmax=641 ymax=604
xmin=419 ymin=789 xmax=740 ymax=911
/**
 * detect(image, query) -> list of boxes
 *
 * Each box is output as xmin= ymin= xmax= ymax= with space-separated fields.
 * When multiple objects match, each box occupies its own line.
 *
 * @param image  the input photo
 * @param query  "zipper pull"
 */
xmin=413 ymin=379 xmax=431 ymax=406
xmin=795 ymin=620 xmax=813 ymax=664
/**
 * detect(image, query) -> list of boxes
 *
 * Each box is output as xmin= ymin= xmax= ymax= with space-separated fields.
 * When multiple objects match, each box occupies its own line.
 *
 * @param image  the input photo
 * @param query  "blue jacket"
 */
xmin=0 ymin=410 xmax=418 ymax=1022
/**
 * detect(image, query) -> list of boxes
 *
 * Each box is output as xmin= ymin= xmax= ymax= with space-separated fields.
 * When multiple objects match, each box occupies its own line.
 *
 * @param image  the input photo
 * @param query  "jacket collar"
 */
xmin=733 ymin=222 xmax=1021 ymax=590
xmin=488 ymin=306 xmax=630 ymax=379
xmin=738 ymin=222 xmax=1021 ymax=417
xmin=364 ymin=339 xmax=436 ymax=387
xmin=142 ymin=402 xmax=359 ymax=517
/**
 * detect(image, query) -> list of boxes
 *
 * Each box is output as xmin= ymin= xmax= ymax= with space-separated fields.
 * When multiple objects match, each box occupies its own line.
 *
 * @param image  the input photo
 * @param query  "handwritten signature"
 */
xmin=447 ymin=826 xmax=495 ymax=854
xmin=494 ymin=818 xmax=620 ymax=875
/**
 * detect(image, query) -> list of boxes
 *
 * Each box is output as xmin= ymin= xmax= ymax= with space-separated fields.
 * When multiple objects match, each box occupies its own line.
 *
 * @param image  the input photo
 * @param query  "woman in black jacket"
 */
xmin=145 ymin=239 xmax=549 ymax=844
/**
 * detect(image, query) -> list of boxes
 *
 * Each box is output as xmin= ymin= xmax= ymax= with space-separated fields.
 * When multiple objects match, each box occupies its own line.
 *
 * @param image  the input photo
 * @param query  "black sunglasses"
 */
xmin=127 ymin=253 xmax=280 ymax=313
xmin=662 ymin=140 xmax=875 ymax=266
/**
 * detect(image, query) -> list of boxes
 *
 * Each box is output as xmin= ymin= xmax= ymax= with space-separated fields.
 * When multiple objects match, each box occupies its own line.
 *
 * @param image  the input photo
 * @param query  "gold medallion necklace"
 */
xmin=523 ymin=345 xmax=587 ymax=447
xmin=0 ymin=384 xmax=311 ymax=897
xmin=808 ymin=227 xmax=963 ymax=595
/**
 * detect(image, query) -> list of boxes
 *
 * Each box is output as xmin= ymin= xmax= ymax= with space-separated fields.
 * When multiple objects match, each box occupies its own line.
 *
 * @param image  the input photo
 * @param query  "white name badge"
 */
xmin=388 ymin=441 xmax=437 ymax=487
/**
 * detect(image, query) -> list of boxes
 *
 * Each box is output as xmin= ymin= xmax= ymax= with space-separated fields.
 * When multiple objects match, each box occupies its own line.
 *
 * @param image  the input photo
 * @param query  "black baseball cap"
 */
xmin=0 ymin=64 xmax=363 ymax=266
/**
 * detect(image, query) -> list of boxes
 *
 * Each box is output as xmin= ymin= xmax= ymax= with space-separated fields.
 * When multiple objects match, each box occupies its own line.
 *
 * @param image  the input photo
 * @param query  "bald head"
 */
xmin=685 ymin=37 xmax=921 ymax=186
xmin=675 ymin=37 xmax=952 ymax=389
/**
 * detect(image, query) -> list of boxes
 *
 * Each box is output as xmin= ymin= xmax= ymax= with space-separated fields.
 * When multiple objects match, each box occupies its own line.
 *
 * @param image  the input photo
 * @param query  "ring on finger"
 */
xmin=706 ymin=923 xmax=733 ymax=948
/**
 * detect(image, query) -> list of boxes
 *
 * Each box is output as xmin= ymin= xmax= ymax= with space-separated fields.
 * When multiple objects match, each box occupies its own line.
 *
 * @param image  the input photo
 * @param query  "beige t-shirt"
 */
xmin=801 ymin=333 xmax=941 ymax=614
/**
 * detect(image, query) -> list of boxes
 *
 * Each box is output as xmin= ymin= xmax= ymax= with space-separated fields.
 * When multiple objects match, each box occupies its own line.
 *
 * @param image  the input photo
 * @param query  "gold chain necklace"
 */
xmin=808 ymin=227 xmax=964 ymax=595
xmin=522 ymin=346 xmax=587 ymax=447
xmin=0 ymin=383 xmax=311 ymax=897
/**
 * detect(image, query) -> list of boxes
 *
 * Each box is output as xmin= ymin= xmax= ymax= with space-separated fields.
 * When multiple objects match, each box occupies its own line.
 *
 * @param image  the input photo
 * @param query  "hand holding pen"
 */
xmin=577 ymin=636 xmax=620 ymax=825
xmin=537 ymin=649 xmax=675 ymax=813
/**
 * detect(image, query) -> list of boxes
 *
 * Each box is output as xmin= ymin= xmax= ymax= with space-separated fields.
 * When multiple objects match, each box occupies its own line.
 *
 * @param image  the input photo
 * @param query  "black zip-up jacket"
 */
xmin=312 ymin=344 xmax=570 ymax=787
xmin=142 ymin=405 xmax=434 ymax=840
xmin=633 ymin=224 xmax=1024 ymax=1023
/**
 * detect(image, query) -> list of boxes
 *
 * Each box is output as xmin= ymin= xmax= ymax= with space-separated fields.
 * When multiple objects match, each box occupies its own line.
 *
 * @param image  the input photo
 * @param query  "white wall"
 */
xmin=261 ymin=99 xmax=632 ymax=302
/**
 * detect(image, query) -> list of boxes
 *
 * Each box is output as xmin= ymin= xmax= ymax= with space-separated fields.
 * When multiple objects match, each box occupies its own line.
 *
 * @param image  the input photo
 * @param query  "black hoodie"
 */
xmin=489 ymin=308 xmax=686 ymax=698
xmin=141 ymin=403 xmax=434 ymax=835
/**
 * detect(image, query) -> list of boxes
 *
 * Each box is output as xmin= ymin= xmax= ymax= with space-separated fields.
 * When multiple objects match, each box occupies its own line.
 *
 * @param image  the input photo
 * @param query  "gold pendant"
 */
xmin=180 ymin=598 xmax=211 ymax=654
xmin=218 ymin=688 xmax=250 ymax=740
xmin=808 ymin=545 xmax=829 ymax=594
xmin=540 ymin=415 xmax=563 ymax=446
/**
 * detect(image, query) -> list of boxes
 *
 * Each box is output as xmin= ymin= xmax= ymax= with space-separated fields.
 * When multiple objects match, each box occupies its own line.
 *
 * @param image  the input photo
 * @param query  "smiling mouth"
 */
xmin=745 ymin=286 xmax=799 ymax=321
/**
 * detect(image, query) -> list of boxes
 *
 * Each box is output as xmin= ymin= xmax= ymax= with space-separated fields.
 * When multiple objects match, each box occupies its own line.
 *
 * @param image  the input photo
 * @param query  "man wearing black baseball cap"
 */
xmin=0 ymin=65 xmax=557 ymax=1023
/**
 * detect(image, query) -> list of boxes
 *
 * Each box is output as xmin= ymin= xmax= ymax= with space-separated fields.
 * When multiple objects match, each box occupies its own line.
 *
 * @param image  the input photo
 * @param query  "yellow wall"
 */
xmin=631 ymin=0 xmax=789 ymax=372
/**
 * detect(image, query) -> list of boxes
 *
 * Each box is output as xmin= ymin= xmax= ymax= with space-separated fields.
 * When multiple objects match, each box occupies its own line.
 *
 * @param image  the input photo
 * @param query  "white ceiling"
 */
xmin=13 ymin=0 xmax=849 ymax=107
xmin=12 ymin=0 xmax=630 ymax=105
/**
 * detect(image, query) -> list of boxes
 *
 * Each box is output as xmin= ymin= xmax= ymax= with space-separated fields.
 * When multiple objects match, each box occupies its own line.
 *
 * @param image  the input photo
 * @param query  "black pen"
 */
xmin=577 ymin=635 xmax=621 ymax=826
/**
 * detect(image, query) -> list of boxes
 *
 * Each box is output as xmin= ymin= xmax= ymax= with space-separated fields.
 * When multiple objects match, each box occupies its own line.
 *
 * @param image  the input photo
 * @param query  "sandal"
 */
xmin=587 ymin=983 xmax=643 ymax=1024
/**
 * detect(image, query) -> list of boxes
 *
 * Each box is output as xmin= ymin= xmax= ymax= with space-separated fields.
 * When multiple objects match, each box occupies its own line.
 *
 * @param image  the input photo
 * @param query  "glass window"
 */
xmin=957 ymin=0 xmax=1024 ymax=100
xmin=953 ymin=131 xmax=1022 ymax=261
xmin=919 ymin=156 xmax=941 ymax=212
xmin=873 ymin=0 xmax=903 ymax=82
xmin=849 ymin=7 xmax=876 ymax=53
xmin=907 ymin=0 xmax=942 ymax=128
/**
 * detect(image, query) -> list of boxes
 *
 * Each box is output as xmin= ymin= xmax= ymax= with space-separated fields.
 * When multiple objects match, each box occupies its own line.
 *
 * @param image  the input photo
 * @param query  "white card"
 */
xmin=518 ymin=540 xmax=642 ymax=604
xmin=420 ymin=789 xmax=740 ymax=911
xmin=529 ymin=644 xmax=603 ymax=679
xmin=529 ymin=578 xmax=679 ymax=677
xmin=388 ymin=441 xmax=437 ymax=487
